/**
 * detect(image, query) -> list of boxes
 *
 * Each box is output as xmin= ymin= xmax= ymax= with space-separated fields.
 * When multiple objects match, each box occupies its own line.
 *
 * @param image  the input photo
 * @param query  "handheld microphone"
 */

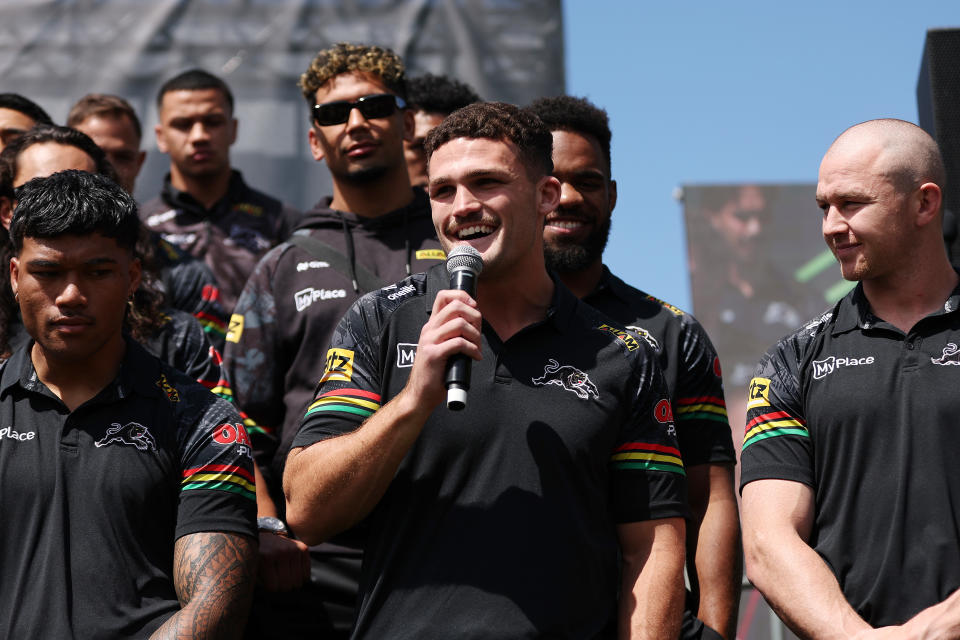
xmin=444 ymin=245 xmax=484 ymax=410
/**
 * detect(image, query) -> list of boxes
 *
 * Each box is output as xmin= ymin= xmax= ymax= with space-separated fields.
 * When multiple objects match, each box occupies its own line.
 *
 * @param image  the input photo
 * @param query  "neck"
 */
xmin=477 ymin=267 xmax=555 ymax=342
xmin=329 ymin=168 xmax=414 ymax=217
xmin=863 ymin=250 xmax=959 ymax=333
xmin=170 ymin=166 xmax=232 ymax=210
xmin=31 ymin=335 xmax=126 ymax=411
xmin=555 ymin=260 xmax=604 ymax=299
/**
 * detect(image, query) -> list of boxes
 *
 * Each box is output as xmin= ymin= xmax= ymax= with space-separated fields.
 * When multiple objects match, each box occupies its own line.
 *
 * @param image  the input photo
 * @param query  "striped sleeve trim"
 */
xmin=304 ymin=388 xmax=382 ymax=420
xmin=197 ymin=312 xmax=227 ymax=338
xmin=742 ymin=410 xmax=808 ymax=450
xmin=611 ymin=442 xmax=685 ymax=475
xmin=675 ymin=395 xmax=728 ymax=423
xmin=182 ymin=463 xmax=256 ymax=500
xmin=199 ymin=377 xmax=234 ymax=403
xmin=238 ymin=410 xmax=272 ymax=437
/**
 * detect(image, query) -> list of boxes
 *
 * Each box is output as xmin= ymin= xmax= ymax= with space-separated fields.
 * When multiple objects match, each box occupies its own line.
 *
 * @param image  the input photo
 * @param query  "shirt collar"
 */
xmin=832 ymin=273 xmax=960 ymax=335
xmin=1 ymin=338 xmax=163 ymax=401
xmin=161 ymin=169 xmax=245 ymax=214
xmin=424 ymin=263 xmax=578 ymax=333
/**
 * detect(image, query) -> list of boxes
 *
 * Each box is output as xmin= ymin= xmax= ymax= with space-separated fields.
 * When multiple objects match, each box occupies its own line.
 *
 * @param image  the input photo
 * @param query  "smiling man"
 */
xmin=0 ymin=170 xmax=256 ymax=639
xmin=529 ymin=95 xmax=740 ymax=640
xmin=284 ymin=101 xmax=687 ymax=639
xmin=741 ymin=119 xmax=960 ymax=637
xmin=141 ymin=69 xmax=298 ymax=311
xmin=223 ymin=43 xmax=443 ymax=638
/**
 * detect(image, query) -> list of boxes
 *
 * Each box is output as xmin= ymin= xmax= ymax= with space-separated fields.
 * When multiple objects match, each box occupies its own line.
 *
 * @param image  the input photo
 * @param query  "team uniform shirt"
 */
xmin=0 ymin=339 xmax=257 ymax=639
xmin=293 ymin=265 xmax=688 ymax=639
xmin=740 ymin=281 xmax=960 ymax=626
xmin=152 ymin=232 xmax=230 ymax=350
xmin=223 ymin=188 xmax=442 ymax=482
xmin=583 ymin=267 xmax=735 ymax=466
xmin=141 ymin=170 xmax=299 ymax=311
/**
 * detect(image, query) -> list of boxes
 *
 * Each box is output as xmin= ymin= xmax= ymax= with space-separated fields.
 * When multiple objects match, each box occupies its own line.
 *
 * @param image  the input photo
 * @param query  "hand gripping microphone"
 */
xmin=444 ymin=245 xmax=484 ymax=410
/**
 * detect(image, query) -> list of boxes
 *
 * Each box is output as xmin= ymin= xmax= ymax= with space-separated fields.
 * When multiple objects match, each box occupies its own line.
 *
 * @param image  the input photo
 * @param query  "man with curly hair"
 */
xmin=225 ymin=42 xmax=442 ymax=638
xmin=285 ymin=101 xmax=687 ymax=638
xmin=528 ymin=95 xmax=741 ymax=640
xmin=403 ymin=73 xmax=480 ymax=187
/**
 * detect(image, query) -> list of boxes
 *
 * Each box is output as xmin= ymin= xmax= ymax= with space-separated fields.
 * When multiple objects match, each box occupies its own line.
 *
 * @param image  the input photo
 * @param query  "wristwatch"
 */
xmin=257 ymin=516 xmax=289 ymax=536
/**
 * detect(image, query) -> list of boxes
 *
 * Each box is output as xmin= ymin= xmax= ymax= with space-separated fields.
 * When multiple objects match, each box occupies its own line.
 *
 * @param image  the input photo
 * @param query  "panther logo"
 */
xmin=95 ymin=422 xmax=157 ymax=452
xmin=932 ymin=343 xmax=960 ymax=366
xmin=532 ymin=359 xmax=600 ymax=400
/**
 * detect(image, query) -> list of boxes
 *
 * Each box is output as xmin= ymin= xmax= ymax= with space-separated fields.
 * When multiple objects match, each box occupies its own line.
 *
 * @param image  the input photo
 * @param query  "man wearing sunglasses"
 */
xmin=223 ymin=42 xmax=442 ymax=639
xmin=142 ymin=69 xmax=299 ymax=313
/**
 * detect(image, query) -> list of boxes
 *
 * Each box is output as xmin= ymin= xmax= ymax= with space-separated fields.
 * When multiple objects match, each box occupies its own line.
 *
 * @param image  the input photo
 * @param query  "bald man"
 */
xmin=741 ymin=119 xmax=960 ymax=637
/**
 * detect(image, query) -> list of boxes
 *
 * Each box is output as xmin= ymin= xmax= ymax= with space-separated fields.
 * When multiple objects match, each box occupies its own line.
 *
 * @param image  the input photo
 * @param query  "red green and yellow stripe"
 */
xmin=197 ymin=311 xmax=227 ymax=339
xmin=238 ymin=410 xmax=272 ymax=438
xmin=182 ymin=463 xmax=255 ymax=500
xmin=200 ymin=377 xmax=235 ymax=403
xmin=611 ymin=442 xmax=685 ymax=475
xmin=742 ymin=410 xmax=807 ymax=450
xmin=675 ymin=395 xmax=728 ymax=423
xmin=304 ymin=389 xmax=381 ymax=420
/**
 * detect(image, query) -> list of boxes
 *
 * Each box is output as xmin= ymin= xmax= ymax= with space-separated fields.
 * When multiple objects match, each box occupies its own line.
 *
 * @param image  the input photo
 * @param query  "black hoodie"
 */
xmin=222 ymin=187 xmax=443 ymax=488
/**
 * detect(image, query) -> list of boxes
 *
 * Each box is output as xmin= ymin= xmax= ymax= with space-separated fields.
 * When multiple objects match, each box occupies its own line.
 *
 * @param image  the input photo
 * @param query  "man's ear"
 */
xmin=128 ymin=257 xmax=142 ymax=297
xmin=308 ymin=127 xmax=326 ymax=163
xmin=0 ymin=196 xmax=12 ymax=231
xmin=228 ymin=117 xmax=238 ymax=146
xmin=402 ymin=108 xmax=415 ymax=143
xmin=538 ymin=175 xmax=562 ymax=217
xmin=154 ymin=122 xmax=168 ymax=154
xmin=10 ymin=255 xmax=19 ymax=301
xmin=915 ymin=182 xmax=942 ymax=229
xmin=608 ymin=179 xmax=618 ymax=214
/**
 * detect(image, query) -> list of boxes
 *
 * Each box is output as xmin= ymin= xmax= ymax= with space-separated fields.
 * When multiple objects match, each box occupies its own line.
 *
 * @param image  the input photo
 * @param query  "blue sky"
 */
xmin=563 ymin=2 xmax=959 ymax=310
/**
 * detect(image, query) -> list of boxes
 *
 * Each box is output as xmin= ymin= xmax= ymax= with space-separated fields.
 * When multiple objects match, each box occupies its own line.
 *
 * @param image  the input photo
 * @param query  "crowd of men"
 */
xmin=0 ymin=38 xmax=958 ymax=640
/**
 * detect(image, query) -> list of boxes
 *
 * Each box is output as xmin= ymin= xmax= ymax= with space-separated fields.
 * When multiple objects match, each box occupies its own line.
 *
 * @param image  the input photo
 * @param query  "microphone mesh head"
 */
xmin=445 ymin=244 xmax=484 ymax=275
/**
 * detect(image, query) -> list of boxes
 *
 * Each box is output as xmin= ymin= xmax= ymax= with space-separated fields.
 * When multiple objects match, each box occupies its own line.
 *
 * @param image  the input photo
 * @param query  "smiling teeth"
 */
xmin=457 ymin=225 xmax=494 ymax=238
xmin=548 ymin=221 xmax=585 ymax=229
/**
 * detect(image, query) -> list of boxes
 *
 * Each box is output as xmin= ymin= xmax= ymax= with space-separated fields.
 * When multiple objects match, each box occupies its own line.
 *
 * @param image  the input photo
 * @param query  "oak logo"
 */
xmin=321 ymin=348 xmax=354 ymax=383
xmin=747 ymin=377 xmax=770 ymax=410
xmin=396 ymin=343 xmax=417 ymax=368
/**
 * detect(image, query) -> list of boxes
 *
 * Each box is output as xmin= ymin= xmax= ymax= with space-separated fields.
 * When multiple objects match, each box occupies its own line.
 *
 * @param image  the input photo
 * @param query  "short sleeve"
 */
xmin=291 ymin=295 xmax=384 ymax=450
xmin=672 ymin=317 xmax=736 ymax=466
xmin=610 ymin=351 xmax=688 ymax=523
xmin=739 ymin=344 xmax=813 ymax=492
xmin=175 ymin=394 xmax=257 ymax=540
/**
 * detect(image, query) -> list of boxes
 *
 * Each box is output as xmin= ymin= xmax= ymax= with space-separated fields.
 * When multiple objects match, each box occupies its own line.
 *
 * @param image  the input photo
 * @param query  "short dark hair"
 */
xmin=10 ymin=170 xmax=141 ymax=255
xmin=406 ymin=74 xmax=481 ymax=116
xmin=0 ymin=124 xmax=117 ymax=201
xmin=424 ymin=102 xmax=553 ymax=178
xmin=527 ymin=95 xmax=612 ymax=173
xmin=67 ymin=93 xmax=143 ymax=141
xmin=157 ymin=69 xmax=234 ymax=114
xmin=0 ymin=93 xmax=53 ymax=126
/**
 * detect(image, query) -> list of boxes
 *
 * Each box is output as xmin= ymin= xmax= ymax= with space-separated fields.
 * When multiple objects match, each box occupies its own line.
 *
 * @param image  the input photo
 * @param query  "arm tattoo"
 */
xmin=150 ymin=532 xmax=257 ymax=640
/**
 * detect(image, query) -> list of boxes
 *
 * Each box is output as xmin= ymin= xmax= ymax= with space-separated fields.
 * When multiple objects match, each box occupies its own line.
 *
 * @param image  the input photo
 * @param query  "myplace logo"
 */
xmin=294 ymin=287 xmax=347 ymax=312
xmin=812 ymin=355 xmax=875 ymax=379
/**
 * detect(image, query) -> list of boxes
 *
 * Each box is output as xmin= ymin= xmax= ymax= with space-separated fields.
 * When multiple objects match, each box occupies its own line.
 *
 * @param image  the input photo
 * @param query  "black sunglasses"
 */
xmin=312 ymin=94 xmax=406 ymax=126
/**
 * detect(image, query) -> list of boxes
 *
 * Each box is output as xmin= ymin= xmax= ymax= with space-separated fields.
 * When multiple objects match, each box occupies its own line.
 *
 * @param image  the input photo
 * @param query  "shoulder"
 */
xmin=154 ymin=359 xmax=238 ymax=425
xmin=753 ymin=305 xmax=837 ymax=391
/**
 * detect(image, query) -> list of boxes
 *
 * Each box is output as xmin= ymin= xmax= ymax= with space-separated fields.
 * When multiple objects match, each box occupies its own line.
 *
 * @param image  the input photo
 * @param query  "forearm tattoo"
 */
xmin=151 ymin=532 xmax=257 ymax=640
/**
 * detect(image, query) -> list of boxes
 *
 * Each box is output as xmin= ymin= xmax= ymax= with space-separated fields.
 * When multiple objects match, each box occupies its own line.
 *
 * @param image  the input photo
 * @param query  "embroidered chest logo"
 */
xmin=932 ymin=342 xmax=960 ymax=366
xmin=532 ymin=359 xmax=600 ymax=400
xmin=812 ymin=355 xmax=875 ymax=379
xmin=156 ymin=374 xmax=180 ymax=402
xmin=95 ymin=422 xmax=157 ymax=452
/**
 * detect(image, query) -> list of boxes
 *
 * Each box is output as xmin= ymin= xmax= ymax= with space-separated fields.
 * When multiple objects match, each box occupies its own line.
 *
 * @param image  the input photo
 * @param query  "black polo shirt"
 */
xmin=0 ymin=340 xmax=257 ymax=639
xmin=740 ymin=281 xmax=960 ymax=626
xmin=583 ymin=267 xmax=735 ymax=467
xmin=293 ymin=264 xmax=687 ymax=639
